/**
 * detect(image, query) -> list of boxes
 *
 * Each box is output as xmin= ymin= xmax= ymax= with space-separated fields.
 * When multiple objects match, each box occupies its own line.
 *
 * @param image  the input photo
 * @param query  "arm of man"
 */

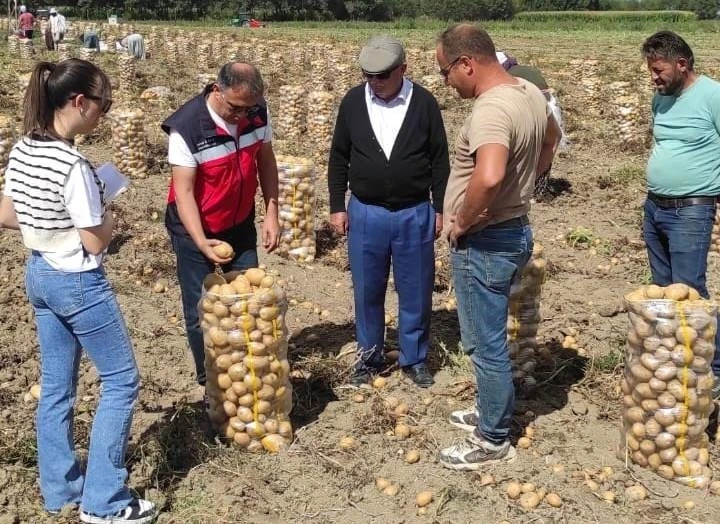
xmin=536 ymin=113 xmax=561 ymax=177
xmin=327 ymin=98 xmax=351 ymax=235
xmin=167 ymin=129 xmax=230 ymax=264
xmin=428 ymin=96 xmax=450 ymax=238
xmin=172 ymin=165 xmax=231 ymax=264
xmin=256 ymin=141 xmax=280 ymax=253
xmin=451 ymin=144 xmax=508 ymax=245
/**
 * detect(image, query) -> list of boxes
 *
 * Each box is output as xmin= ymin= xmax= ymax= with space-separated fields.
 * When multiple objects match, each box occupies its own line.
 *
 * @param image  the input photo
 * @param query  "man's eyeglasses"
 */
xmin=439 ymin=56 xmax=462 ymax=79
xmin=74 ymin=94 xmax=113 ymax=114
xmin=362 ymin=67 xmax=396 ymax=80
xmin=219 ymin=91 xmax=259 ymax=116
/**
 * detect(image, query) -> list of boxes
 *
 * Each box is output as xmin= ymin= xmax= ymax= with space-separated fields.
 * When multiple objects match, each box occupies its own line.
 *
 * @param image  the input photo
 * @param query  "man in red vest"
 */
xmin=162 ymin=61 xmax=280 ymax=388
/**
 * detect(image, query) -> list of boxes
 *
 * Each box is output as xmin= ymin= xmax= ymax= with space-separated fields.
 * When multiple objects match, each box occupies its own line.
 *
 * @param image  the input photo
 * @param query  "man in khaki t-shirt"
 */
xmin=435 ymin=23 xmax=561 ymax=471
xmin=444 ymin=78 xmax=549 ymax=233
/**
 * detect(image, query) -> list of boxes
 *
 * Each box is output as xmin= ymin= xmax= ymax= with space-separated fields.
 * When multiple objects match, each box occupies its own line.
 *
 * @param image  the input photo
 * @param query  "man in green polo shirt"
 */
xmin=641 ymin=30 xmax=720 ymax=395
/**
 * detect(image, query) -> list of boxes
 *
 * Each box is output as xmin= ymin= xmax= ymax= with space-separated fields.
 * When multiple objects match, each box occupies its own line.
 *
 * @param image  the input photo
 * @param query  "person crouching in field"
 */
xmin=162 ymin=62 xmax=280 ymax=390
xmin=0 ymin=59 xmax=156 ymax=523
xmin=327 ymin=35 xmax=450 ymax=388
xmin=640 ymin=31 xmax=720 ymax=398
xmin=436 ymin=24 xmax=560 ymax=470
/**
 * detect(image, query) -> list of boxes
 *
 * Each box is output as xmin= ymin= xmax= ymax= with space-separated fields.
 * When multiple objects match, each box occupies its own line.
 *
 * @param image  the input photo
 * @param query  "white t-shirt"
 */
xmin=43 ymin=161 xmax=104 ymax=271
xmin=168 ymin=101 xmax=273 ymax=167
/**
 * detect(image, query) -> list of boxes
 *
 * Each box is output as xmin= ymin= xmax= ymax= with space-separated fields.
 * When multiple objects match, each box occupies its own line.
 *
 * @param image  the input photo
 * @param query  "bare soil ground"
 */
xmin=3 ymin=27 xmax=720 ymax=524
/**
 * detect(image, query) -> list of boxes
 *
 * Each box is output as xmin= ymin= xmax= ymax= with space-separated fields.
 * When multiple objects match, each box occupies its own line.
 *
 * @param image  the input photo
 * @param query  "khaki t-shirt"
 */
xmin=444 ymin=78 xmax=549 ymax=233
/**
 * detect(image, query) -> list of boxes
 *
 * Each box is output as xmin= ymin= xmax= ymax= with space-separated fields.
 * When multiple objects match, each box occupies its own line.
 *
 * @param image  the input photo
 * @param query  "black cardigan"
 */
xmin=327 ymin=82 xmax=449 ymax=213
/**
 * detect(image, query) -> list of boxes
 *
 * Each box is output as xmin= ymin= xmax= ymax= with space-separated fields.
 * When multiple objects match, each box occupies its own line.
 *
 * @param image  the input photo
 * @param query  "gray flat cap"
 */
xmin=359 ymin=35 xmax=405 ymax=74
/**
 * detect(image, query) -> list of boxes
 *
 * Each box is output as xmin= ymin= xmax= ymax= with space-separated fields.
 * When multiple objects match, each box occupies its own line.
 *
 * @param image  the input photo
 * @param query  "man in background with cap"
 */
xmin=18 ymin=5 xmax=35 ymax=39
xmin=49 ymin=8 xmax=66 ymax=50
xmin=328 ymin=35 xmax=450 ymax=388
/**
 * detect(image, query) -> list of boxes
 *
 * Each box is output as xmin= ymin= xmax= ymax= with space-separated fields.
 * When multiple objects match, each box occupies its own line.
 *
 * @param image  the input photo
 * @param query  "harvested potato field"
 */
xmin=2 ymin=19 xmax=720 ymax=524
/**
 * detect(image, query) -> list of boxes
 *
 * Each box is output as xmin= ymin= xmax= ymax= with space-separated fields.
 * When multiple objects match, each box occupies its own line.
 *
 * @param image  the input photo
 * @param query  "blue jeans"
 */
xmin=168 ymin=216 xmax=258 ymax=385
xmin=451 ymin=223 xmax=533 ymax=444
xmin=347 ymin=196 xmax=435 ymax=369
xmin=642 ymin=199 xmax=720 ymax=375
xmin=25 ymin=253 xmax=139 ymax=517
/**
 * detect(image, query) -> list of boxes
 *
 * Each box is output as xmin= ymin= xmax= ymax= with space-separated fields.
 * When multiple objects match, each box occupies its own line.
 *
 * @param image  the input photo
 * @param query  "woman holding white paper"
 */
xmin=0 ymin=59 xmax=156 ymax=524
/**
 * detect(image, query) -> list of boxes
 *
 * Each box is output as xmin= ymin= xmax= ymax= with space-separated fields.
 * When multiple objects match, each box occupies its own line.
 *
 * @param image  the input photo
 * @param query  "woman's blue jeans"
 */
xmin=25 ymin=253 xmax=139 ymax=517
xmin=642 ymin=199 xmax=720 ymax=376
xmin=451 ymin=223 xmax=533 ymax=444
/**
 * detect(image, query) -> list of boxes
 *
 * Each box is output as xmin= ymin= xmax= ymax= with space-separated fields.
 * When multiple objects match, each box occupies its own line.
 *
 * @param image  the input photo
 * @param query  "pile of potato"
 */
xmin=306 ymin=90 xmax=335 ymax=161
xmin=276 ymin=85 xmax=306 ymax=140
xmin=111 ymin=109 xmax=147 ymax=179
xmin=196 ymin=73 xmax=215 ymax=92
xmin=609 ymin=80 xmax=646 ymax=148
xmin=277 ymin=156 xmax=316 ymax=263
xmin=201 ymin=266 xmax=293 ymax=452
xmin=117 ymin=53 xmax=137 ymax=93
xmin=419 ymin=75 xmax=452 ymax=110
xmin=164 ymin=40 xmax=179 ymax=70
xmin=19 ymin=39 xmax=33 ymax=63
xmin=57 ymin=43 xmax=71 ymax=61
xmin=507 ymin=243 xmax=546 ymax=392
xmin=7 ymin=35 xmax=19 ymax=59
xmin=621 ymin=283 xmax=716 ymax=488
xmin=78 ymin=47 xmax=95 ymax=62
xmin=0 ymin=115 xmax=15 ymax=191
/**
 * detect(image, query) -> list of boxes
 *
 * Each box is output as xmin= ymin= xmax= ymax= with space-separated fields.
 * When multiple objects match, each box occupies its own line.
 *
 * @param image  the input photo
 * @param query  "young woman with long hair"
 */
xmin=0 ymin=59 xmax=156 ymax=524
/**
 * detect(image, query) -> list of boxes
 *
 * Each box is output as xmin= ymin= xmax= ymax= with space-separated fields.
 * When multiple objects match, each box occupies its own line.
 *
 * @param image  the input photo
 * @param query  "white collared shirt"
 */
xmin=365 ymin=78 xmax=413 ymax=160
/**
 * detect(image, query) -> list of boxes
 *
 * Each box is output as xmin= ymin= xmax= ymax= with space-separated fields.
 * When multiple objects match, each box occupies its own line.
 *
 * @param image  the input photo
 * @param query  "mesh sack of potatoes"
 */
xmin=276 ymin=85 xmax=306 ymax=140
xmin=0 ymin=115 xmax=16 ymax=191
xmin=200 ymin=266 xmax=293 ymax=453
xmin=57 ymin=43 xmax=71 ymax=61
xmin=111 ymin=109 xmax=147 ymax=178
xmin=277 ymin=156 xmax=316 ymax=263
xmin=306 ymin=90 xmax=334 ymax=162
xmin=117 ymin=53 xmax=137 ymax=92
xmin=507 ymin=243 xmax=546 ymax=392
xmin=620 ymin=283 xmax=716 ymax=488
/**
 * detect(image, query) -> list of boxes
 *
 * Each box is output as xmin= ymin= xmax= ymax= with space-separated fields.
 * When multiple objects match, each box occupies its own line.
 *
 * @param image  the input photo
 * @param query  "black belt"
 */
xmin=648 ymin=193 xmax=717 ymax=208
xmin=485 ymin=215 xmax=530 ymax=229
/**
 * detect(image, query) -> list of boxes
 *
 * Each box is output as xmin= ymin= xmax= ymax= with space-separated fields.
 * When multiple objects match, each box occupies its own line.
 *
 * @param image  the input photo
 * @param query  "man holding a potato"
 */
xmin=641 ymin=31 xmax=720 ymax=398
xmin=436 ymin=24 xmax=560 ymax=469
xmin=162 ymin=61 xmax=280 ymax=388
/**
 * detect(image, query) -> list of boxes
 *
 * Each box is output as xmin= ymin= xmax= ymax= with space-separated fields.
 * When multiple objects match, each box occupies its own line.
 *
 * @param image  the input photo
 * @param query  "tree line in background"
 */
xmin=10 ymin=0 xmax=718 ymax=22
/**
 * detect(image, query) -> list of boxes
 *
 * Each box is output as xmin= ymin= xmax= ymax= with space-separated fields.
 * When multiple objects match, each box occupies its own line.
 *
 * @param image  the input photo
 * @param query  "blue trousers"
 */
xmin=451 ymin=224 xmax=533 ymax=444
xmin=642 ymin=198 xmax=720 ymax=376
xmin=26 ymin=253 xmax=139 ymax=516
xmin=347 ymin=196 xmax=435 ymax=369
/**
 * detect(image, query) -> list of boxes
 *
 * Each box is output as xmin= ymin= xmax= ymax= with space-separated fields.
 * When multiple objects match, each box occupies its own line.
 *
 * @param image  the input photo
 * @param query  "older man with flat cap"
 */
xmin=328 ymin=35 xmax=450 ymax=387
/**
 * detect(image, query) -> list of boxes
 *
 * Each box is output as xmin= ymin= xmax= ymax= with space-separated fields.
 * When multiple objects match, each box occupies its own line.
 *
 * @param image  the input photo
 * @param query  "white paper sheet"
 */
xmin=96 ymin=162 xmax=129 ymax=202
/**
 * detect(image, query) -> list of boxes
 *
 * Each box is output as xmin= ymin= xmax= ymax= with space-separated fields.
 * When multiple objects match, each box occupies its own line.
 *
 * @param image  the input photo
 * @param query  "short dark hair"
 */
xmin=438 ymin=24 xmax=496 ymax=63
xmin=641 ymin=30 xmax=694 ymax=70
xmin=217 ymin=61 xmax=264 ymax=97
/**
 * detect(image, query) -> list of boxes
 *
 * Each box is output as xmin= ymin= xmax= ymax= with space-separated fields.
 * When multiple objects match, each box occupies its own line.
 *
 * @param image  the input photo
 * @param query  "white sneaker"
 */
xmin=448 ymin=408 xmax=479 ymax=432
xmin=80 ymin=498 xmax=157 ymax=524
xmin=439 ymin=431 xmax=516 ymax=471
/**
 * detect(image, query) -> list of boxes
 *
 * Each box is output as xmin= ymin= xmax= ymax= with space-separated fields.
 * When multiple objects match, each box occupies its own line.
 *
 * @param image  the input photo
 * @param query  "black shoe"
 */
xmin=350 ymin=368 xmax=372 ymax=386
xmin=402 ymin=364 xmax=434 ymax=388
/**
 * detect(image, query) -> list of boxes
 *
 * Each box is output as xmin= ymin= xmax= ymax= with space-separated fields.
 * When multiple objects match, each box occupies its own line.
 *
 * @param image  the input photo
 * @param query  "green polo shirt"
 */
xmin=647 ymin=75 xmax=720 ymax=197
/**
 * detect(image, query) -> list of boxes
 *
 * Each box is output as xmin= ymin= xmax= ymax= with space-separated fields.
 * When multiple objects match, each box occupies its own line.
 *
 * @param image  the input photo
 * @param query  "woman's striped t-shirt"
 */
xmin=3 ymin=135 xmax=106 ymax=271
